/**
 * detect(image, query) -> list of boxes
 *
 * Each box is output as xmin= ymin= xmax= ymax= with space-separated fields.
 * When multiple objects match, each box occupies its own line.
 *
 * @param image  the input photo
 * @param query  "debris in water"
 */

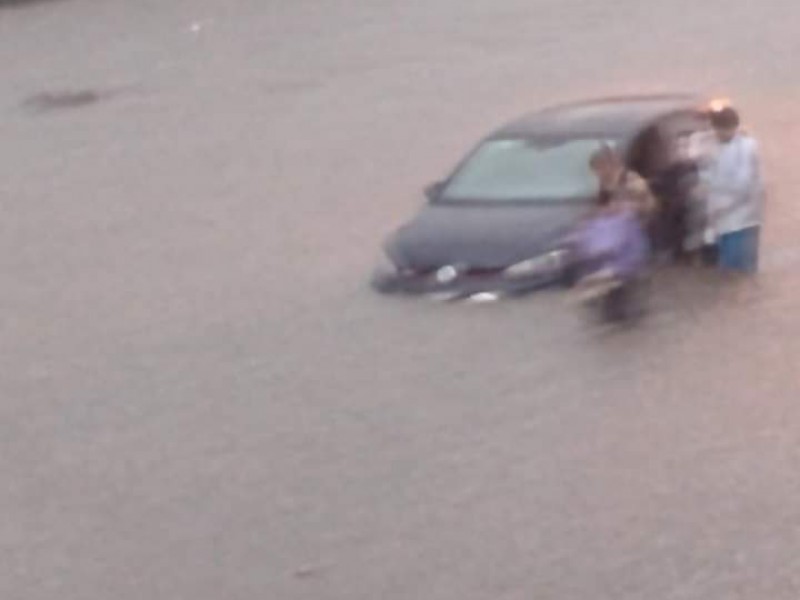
xmin=22 ymin=90 xmax=103 ymax=112
xmin=466 ymin=292 xmax=501 ymax=303
xmin=188 ymin=19 xmax=213 ymax=34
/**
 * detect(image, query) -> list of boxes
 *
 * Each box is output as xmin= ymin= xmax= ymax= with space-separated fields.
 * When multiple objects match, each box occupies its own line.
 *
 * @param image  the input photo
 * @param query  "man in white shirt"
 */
xmin=703 ymin=107 xmax=763 ymax=272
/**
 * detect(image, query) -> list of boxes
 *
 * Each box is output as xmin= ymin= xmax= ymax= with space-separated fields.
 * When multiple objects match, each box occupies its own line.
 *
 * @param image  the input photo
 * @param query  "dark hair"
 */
xmin=711 ymin=106 xmax=740 ymax=129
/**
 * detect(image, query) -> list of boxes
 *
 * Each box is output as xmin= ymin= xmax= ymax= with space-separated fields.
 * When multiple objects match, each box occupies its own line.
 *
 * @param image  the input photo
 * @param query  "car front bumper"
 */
xmin=370 ymin=262 xmax=575 ymax=298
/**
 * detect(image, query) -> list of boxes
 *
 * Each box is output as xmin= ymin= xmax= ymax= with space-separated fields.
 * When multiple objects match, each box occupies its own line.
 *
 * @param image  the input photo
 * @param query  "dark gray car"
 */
xmin=372 ymin=94 xmax=715 ymax=297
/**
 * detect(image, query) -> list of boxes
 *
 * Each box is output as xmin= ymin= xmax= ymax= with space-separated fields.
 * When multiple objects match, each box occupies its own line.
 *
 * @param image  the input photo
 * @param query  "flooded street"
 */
xmin=4 ymin=1 xmax=800 ymax=598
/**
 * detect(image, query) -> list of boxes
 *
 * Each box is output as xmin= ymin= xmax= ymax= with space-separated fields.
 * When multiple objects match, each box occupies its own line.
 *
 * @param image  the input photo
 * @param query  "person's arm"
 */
xmin=627 ymin=173 xmax=658 ymax=216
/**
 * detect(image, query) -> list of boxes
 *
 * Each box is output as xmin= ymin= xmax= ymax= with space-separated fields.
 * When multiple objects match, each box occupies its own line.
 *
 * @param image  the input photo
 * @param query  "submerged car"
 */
xmin=372 ymin=94 xmax=718 ymax=297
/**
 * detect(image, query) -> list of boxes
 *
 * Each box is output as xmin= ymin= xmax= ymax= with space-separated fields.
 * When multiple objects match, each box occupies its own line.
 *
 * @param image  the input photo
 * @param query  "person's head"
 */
xmin=710 ymin=106 xmax=740 ymax=143
xmin=589 ymin=145 xmax=623 ymax=182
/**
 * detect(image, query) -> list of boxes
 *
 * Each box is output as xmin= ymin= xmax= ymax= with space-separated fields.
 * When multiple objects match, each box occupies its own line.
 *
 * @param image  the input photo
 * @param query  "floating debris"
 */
xmin=22 ymin=90 xmax=106 ymax=113
xmin=21 ymin=87 xmax=131 ymax=114
xmin=188 ymin=19 xmax=213 ymax=34
xmin=466 ymin=292 xmax=501 ymax=303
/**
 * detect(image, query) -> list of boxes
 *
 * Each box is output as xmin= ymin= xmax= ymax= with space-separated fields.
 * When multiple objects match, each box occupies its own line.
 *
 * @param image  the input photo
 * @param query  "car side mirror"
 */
xmin=424 ymin=181 xmax=444 ymax=201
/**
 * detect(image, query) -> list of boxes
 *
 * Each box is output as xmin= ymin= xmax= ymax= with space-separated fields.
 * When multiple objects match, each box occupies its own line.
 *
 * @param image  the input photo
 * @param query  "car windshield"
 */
xmin=441 ymin=138 xmax=618 ymax=202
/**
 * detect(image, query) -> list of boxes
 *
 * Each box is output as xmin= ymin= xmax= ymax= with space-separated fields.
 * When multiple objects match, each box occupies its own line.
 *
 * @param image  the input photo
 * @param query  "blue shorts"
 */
xmin=718 ymin=226 xmax=760 ymax=273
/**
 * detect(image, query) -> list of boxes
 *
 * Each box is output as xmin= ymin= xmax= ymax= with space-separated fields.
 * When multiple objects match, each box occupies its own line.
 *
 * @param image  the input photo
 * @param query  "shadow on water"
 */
xmin=0 ymin=0 xmax=66 ymax=8
xmin=20 ymin=85 xmax=137 ymax=114
xmin=21 ymin=90 xmax=104 ymax=113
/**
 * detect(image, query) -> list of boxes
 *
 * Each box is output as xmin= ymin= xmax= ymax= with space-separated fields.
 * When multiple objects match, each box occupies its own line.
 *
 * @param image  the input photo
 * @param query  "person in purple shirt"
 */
xmin=573 ymin=182 xmax=651 ymax=321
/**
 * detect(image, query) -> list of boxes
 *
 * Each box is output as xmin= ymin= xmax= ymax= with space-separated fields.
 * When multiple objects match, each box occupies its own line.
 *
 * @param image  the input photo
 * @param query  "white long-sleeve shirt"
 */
xmin=702 ymin=133 xmax=763 ymax=235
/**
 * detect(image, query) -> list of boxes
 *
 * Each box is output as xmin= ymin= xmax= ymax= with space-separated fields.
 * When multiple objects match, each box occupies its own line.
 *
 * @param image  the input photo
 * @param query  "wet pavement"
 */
xmin=4 ymin=1 xmax=800 ymax=598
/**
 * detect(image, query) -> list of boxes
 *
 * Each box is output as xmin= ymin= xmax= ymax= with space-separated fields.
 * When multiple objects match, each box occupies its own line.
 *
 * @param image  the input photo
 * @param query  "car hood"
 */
xmin=386 ymin=200 xmax=589 ymax=270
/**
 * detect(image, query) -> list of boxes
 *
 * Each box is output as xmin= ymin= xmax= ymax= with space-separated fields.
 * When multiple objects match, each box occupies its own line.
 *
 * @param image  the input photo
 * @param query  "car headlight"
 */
xmin=434 ymin=264 xmax=466 ymax=284
xmin=503 ymin=250 xmax=567 ymax=279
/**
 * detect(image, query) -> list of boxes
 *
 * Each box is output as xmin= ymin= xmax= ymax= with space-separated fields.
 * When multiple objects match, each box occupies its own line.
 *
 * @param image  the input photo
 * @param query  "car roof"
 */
xmin=491 ymin=94 xmax=709 ymax=142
